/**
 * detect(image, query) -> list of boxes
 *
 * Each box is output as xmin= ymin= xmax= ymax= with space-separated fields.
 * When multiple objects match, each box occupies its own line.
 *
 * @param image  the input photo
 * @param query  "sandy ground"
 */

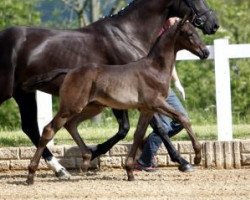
xmin=0 ymin=168 xmax=249 ymax=200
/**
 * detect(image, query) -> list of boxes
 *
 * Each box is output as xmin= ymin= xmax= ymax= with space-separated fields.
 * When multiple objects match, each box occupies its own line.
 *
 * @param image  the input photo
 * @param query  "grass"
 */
xmin=0 ymin=124 xmax=249 ymax=147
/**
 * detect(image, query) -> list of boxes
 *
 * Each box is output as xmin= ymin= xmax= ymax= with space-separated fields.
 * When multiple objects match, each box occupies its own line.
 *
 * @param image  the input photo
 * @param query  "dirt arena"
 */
xmin=0 ymin=168 xmax=249 ymax=200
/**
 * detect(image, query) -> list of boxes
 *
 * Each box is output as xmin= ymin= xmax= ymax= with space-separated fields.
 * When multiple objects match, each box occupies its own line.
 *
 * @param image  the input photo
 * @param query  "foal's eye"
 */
xmin=188 ymin=32 xmax=193 ymax=37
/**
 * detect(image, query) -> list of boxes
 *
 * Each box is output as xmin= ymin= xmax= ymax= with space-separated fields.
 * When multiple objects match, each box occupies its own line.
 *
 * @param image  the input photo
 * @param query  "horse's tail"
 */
xmin=22 ymin=69 xmax=70 ymax=91
xmin=0 ymin=26 xmax=26 ymax=105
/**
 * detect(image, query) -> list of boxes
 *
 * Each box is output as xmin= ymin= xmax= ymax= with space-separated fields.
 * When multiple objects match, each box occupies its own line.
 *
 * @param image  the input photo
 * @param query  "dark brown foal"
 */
xmin=27 ymin=20 xmax=209 ymax=184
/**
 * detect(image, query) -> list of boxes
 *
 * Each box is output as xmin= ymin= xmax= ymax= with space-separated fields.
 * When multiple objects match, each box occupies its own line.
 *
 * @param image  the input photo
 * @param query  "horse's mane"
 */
xmin=116 ymin=0 xmax=137 ymax=16
xmin=104 ymin=0 xmax=137 ymax=19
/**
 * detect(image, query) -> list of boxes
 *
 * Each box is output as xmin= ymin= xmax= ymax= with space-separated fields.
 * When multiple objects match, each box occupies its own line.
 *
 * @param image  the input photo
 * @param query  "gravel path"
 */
xmin=0 ymin=168 xmax=249 ymax=200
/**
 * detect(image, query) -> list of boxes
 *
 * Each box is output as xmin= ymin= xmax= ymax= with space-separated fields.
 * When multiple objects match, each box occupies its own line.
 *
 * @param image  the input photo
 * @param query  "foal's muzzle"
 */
xmin=199 ymin=47 xmax=210 ymax=60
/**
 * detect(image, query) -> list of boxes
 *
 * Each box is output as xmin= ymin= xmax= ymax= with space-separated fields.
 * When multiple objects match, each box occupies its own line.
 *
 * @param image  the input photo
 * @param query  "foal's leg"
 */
xmin=14 ymin=89 xmax=70 ymax=178
xmin=155 ymin=100 xmax=202 ymax=165
xmin=64 ymin=105 xmax=104 ymax=170
xmin=150 ymin=114 xmax=193 ymax=172
xmin=64 ymin=119 xmax=91 ymax=172
xmin=125 ymin=112 xmax=153 ymax=181
xmin=90 ymin=109 xmax=130 ymax=160
xmin=27 ymin=113 xmax=68 ymax=185
xmin=166 ymin=90 xmax=201 ymax=163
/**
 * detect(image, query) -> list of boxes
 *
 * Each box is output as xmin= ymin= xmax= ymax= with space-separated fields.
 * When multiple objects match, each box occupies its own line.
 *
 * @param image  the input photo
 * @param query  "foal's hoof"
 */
xmin=128 ymin=175 xmax=135 ymax=181
xmin=194 ymin=156 xmax=201 ymax=165
xmin=81 ymin=163 xmax=90 ymax=173
xmin=178 ymin=163 xmax=194 ymax=172
xmin=26 ymin=176 xmax=34 ymax=185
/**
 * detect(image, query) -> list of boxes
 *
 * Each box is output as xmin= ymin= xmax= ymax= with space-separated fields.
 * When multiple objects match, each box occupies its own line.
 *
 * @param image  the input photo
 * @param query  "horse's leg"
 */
xmin=154 ymin=100 xmax=202 ymax=166
xmin=90 ymin=109 xmax=130 ymax=160
xmin=27 ymin=112 xmax=68 ymax=185
xmin=150 ymin=114 xmax=193 ymax=172
xmin=125 ymin=112 xmax=153 ymax=181
xmin=64 ymin=105 xmax=104 ymax=171
xmin=13 ymin=88 xmax=70 ymax=178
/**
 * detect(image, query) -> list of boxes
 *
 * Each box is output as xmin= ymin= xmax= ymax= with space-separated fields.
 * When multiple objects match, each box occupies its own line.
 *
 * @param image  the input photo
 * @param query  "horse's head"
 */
xmin=176 ymin=21 xmax=209 ymax=60
xmin=171 ymin=0 xmax=219 ymax=35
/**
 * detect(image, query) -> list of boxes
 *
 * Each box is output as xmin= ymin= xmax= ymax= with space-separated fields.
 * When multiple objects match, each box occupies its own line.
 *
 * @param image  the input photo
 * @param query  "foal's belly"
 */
xmin=92 ymin=88 xmax=141 ymax=110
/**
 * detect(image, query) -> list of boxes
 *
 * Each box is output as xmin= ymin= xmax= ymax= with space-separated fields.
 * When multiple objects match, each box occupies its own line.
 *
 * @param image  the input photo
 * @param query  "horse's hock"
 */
xmin=0 ymin=140 xmax=250 ymax=171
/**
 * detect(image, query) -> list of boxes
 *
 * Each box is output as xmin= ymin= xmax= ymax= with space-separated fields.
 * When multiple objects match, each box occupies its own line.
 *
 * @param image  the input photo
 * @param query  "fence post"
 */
xmin=214 ymin=39 xmax=233 ymax=141
xmin=36 ymin=91 xmax=54 ymax=146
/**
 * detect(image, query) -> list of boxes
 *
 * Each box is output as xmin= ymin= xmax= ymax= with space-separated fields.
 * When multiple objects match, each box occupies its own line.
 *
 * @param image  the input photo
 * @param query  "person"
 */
xmin=135 ymin=17 xmax=189 ymax=172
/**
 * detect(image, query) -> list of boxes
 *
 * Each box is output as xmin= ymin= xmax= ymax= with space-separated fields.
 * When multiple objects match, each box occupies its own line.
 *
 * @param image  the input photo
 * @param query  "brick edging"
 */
xmin=0 ymin=140 xmax=250 ymax=171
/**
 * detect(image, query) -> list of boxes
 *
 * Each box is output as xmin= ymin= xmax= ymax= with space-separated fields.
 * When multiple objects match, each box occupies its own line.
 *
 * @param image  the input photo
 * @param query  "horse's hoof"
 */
xmin=55 ymin=168 xmax=71 ymax=180
xmin=178 ymin=163 xmax=194 ymax=172
xmin=194 ymin=156 xmax=201 ymax=165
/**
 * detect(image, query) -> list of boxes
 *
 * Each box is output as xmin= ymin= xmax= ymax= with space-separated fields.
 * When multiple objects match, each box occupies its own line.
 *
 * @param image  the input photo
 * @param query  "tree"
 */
xmin=176 ymin=0 xmax=250 ymax=124
xmin=0 ymin=0 xmax=41 ymax=28
xmin=61 ymin=0 xmax=128 ymax=27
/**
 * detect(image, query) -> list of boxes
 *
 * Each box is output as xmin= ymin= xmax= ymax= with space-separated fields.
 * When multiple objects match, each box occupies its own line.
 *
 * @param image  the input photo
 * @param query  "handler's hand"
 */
xmin=174 ymin=80 xmax=185 ymax=100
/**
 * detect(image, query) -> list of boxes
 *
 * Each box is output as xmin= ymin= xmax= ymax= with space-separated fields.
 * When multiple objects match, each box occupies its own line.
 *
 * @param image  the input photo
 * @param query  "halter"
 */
xmin=183 ymin=0 xmax=213 ymax=28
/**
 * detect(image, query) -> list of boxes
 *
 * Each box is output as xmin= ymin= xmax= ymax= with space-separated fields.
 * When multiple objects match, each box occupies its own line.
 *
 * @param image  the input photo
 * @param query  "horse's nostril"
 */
xmin=214 ymin=24 xmax=220 ymax=31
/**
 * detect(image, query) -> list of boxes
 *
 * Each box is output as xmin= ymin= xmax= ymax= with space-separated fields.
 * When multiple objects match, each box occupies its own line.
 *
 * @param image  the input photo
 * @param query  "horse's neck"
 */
xmin=88 ymin=0 xmax=172 ymax=48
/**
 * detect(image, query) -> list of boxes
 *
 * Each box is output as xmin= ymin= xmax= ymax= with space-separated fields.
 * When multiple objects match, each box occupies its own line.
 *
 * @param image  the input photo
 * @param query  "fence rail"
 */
xmin=37 ymin=39 xmax=250 ymax=142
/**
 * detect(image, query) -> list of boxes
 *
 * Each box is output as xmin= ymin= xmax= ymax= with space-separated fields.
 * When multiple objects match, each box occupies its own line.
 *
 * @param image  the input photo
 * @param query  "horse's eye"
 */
xmin=188 ymin=32 xmax=193 ymax=37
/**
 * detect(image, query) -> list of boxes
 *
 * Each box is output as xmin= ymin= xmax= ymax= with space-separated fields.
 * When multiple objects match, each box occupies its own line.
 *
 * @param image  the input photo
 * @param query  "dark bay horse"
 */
xmin=26 ymin=19 xmax=209 ymax=184
xmin=0 ymin=0 xmax=219 ymax=176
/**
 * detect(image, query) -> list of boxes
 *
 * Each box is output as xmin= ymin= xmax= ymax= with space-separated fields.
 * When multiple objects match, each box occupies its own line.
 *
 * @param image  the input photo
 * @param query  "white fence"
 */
xmin=37 ymin=38 xmax=250 ymax=141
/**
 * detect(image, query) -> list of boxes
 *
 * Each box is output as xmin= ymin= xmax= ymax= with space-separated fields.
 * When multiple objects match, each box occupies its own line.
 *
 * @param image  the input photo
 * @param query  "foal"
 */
xmin=27 ymin=20 xmax=209 ymax=184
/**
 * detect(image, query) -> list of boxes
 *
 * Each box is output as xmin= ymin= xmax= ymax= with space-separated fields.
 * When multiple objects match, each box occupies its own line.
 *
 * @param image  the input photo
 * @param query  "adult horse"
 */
xmin=26 ymin=18 xmax=209 ymax=184
xmin=0 ymin=0 xmax=219 ymax=176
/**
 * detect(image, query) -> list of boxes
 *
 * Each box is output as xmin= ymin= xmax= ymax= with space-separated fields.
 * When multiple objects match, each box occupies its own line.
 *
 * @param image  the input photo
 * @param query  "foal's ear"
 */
xmin=174 ymin=14 xmax=189 ymax=35
xmin=179 ymin=14 xmax=189 ymax=27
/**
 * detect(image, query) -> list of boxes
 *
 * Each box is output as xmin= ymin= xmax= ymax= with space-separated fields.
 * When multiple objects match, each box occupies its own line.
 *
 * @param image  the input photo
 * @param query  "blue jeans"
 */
xmin=138 ymin=89 xmax=188 ymax=167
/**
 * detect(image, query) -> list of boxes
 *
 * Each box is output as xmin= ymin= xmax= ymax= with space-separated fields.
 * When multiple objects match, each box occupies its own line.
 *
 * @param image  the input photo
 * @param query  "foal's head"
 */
xmin=175 ymin=21 xmax=209 ymax=60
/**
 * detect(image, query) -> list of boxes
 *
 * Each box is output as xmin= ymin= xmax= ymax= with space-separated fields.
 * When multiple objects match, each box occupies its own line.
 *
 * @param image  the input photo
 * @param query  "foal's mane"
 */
xmin=147 ymin=22 xmax=180 ymax=56
xmin=147 ymin=16 xmax=188 ymax=58
xmin=156 ymin=15 xmax=188 ymax=43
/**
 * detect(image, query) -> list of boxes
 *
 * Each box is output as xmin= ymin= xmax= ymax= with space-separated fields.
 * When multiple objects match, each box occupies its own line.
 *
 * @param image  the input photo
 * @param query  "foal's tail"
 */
xmin=22 ymin=69 xmax=70 ymax=91
xmin=0 ymin=27 xmax=25 ymax=105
